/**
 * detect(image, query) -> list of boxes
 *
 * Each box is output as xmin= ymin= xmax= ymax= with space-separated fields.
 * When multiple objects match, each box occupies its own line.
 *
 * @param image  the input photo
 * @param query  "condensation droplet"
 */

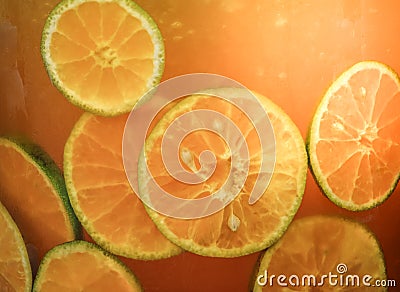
xmin=170 ymin=21 xmax=183 ymax=29
xmin=173 ymin=35 xmax=183 ymax=41
xmin=275 ymin=15 xmax=288 ymax=27
xmin=278 ymin=72 xmax=287 ymax=79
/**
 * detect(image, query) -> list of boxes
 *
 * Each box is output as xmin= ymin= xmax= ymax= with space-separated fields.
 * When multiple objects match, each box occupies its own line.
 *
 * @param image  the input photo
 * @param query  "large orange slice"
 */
xmin=63 ymin=113 xmax=181 ymax=260
xmin=139 ymin=88 xmax=308 ymax=257
xmin=0 ymin=137 xmax=81 ymax=259
xmin=308 ymin=61 xmax=400 ymax=210
xmin=0 ymin=200 xmax=32 ymax=292
xmin=32 ymin=240 xmax=142 ymax=291
xmin=252 ymin=215 xmax=387 ymax=291
xmin=41 ymin=0 xmax=164 ymax=116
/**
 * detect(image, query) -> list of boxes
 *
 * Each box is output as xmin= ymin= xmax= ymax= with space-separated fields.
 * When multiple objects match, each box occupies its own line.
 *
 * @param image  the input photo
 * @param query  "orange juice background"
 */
xmin=1 ymin=0 xmax=400 ymax=291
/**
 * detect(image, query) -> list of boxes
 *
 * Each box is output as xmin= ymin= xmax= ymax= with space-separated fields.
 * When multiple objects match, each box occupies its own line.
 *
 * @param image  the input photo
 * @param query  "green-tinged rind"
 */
xmin=139 ymin=88 xmax=308 ymax=258
xmin=307 ymin=61 xmax=400 ymax=211
xmin=63 ymin=113 xmax=182 ymax=260
xmin=252 ymin=215 xmax=387 ymax=292
xmin=247 ymin=251 xmax=264 ymax=292
xmin=0 ymin=136 xmax=82 ymax=239
xmin=40 ymin=0 xmax=165 ymax=117
xmin=32 ymin=240 xmax=143 ymax=292
xmin=0 ymin=201 xmax=32 ymax=292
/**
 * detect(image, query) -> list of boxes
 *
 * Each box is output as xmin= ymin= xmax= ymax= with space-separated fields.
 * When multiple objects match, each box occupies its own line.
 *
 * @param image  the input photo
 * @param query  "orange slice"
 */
xmin=308 ymin=61 xmax=400 ymax=210
xmin=252 ymin=215 xmax=387 ymax=291
xmin=41 ymin=0 xmax=164 ymax=116
xmin=64 ymin=113 xmax=182 ymax=260
xmin=140 ymin=88 xmax=308 ymax=257
xmin=0 ymin=200 xmax=32 ymax=292
xmin=0 ymin=137 xmax=81 ymax=259
xmin=32 ymin=240 xmax=142 ymax=292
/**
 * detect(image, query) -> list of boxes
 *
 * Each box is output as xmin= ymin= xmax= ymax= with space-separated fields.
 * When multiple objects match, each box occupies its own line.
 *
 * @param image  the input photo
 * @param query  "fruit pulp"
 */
xmin=1 ymin=1 xmax=400 ymax=291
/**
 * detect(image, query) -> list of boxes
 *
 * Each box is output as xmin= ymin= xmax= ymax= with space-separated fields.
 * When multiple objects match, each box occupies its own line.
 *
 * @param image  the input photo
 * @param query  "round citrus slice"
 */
xmin=0 ymin=137 xmax=81 ymax=259
xmin=308 ymin=61 xmax=400 ymax=211
xmin=252 ymin=215 xmax=387 ymax=291
xmin=0 ymin=200 xmax=32 ymax=292
xmin=32 ymin=240 xmax=142 ymax=292
xmin=64 ymin=113 xmax=182 ymax=260
xmin=139 ymin=88 xmax=308 ymax=257
xmin=41 ymin=0 xmax=164 ymax=116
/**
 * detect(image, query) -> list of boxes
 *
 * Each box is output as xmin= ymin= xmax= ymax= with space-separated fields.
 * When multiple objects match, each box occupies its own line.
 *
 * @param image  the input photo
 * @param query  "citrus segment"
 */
xmin=41 ymin=0 xmax=164 ymax=116
xmin=0 ymin=201 xmax=32 ymax=292
xmin=308 ymin=61 xmax=400 ymax=210
xmin=252 ymin=215 xmax=387 ymax=291
xmin=0 ymin=137 xmax=81 ymax=259
xmin=64 ymin=113 xmax=182 ymax=259
xmin=32 ymin=240 xmax=142 ymax=292
xmin=140 ymin=89 xmax=307 ymax=257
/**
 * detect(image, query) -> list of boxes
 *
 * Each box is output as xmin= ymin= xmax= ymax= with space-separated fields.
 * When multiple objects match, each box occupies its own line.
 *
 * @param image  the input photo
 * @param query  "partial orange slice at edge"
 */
xmin=63 ymin=113 xmax=182 ymax=260
xmin=308 ymin=61 xmax=400 ymax=211
xmin=0 ymin=200 xmax=32 ymax=292
xmin=0 ymin=137 xmax=81 ymax=259
xmin=32 ymin=240 xmax=142 ymax=292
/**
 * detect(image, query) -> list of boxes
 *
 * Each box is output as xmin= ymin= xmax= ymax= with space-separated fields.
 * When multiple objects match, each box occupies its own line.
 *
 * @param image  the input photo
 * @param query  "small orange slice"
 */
xmin=64 ymin=113 xmax=181 ymax=260
xmin=0 ymin=137 xmax=81 ymax=259
xmin=32 ymin=240 xmax=142 ymax=292
xmin=0 ymin=200 xmax=32 ymax=292
xmin=140 ymin=88 xmax=308 ymax=257
xmin=308 ymin=61 xmax=400 ymax=210
xmin=41 ymin=0 xmax=165 ymax=116
xmin=252 ymin=215 xmax=387 ymax=291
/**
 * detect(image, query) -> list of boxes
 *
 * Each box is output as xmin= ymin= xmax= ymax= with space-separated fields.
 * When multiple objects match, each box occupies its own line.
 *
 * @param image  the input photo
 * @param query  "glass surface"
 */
xmin=1 ymin=1 xmax=399 ymax=291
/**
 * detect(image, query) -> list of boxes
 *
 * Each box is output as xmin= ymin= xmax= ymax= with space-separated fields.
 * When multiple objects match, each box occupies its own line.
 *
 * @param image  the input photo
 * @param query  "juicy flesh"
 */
xmin=0 ymin=142 xmax=74 ymax=258
xmin=145 ymin=95 xmax=304 ymax=250
xmin=0 ymin=206 xmax=29 ymax=291
xmin=316 ymin=68 xmax=400 ymax=205
xmin=146 ymin=96 xmax=262 ymax=202
xmin=69 ymin=114 xmax=177 ymax=254
xmin=51 ymin=2 xmax=155 ymax=107
xmin=38 ymin=250 xmax=139 ymax=292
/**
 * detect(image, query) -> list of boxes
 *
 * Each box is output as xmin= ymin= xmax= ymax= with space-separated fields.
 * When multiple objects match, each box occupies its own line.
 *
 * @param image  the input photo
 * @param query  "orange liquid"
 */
xmin=1 ymin=1 xmax=399 ymax=291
